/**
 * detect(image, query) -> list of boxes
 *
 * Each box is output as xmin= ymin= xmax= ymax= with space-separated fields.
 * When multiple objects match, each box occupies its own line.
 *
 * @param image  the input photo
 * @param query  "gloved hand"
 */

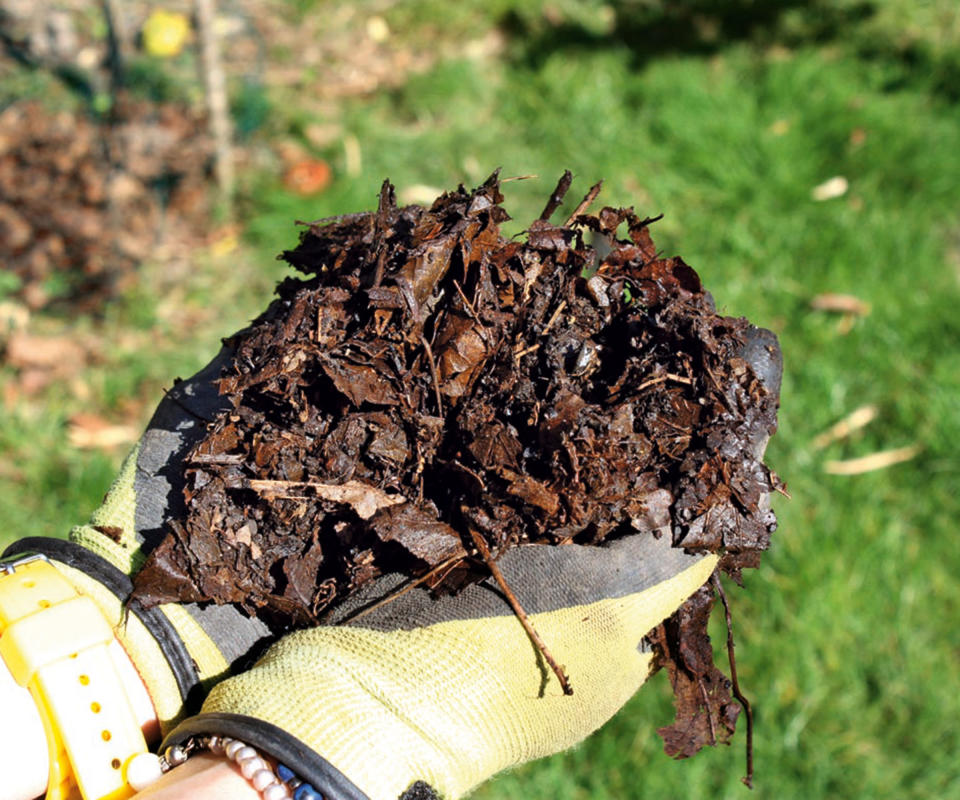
xmin=155 ymin=325 xmax=781 ymax=800
xmin=163 ymin=530 xmax=717 ymax=800
xmin=3 ymin=322 xmax=780 ymax=800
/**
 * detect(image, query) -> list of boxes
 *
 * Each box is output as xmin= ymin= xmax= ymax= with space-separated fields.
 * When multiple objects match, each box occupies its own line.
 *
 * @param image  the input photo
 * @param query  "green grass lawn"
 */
xmin=2 ymin=2 xmax=959 ymax=798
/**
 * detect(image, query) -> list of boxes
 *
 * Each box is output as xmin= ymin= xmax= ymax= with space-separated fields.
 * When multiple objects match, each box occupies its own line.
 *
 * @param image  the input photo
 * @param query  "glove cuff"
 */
xmin=2 ymin=537 xmax=203 ymax=729
xmin=163 ymin=712 xmax=372 ymax=800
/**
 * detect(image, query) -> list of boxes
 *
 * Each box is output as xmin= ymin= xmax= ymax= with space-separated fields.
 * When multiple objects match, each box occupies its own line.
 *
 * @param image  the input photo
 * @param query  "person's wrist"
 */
xmin=129 ymin=754 xmax=261 ymax=800
xmin=0 ymin=650 xmax=47 ymax=800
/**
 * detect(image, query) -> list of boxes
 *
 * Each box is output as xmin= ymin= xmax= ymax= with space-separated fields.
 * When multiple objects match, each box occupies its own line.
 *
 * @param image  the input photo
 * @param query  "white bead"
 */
xmin=208 ymin=736 xmax=224 ymax=754
xmin=252 ymin=769 xmax=278 ymax=791
xmin=240 ymin=756 xmax=267 ymax=779
xmin=236 ymin=746 xmax=259 ymax=762
xmin=126 ymin=753 xmax=164 ymax=791
xmin=225 ymin=739 xmax=245 ymax=759
xmin=263 ymin=782 xmax=292 ymax=800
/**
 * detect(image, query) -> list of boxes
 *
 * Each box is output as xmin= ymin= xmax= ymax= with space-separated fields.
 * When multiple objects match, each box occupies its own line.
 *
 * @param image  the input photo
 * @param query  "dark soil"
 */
xmin=133 ymin=172 xmax=782 ymax=762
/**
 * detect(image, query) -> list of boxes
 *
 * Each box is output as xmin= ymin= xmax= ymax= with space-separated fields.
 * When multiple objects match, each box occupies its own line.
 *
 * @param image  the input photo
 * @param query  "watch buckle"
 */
xmin=0 ymin=552 xmax=51 ymax=576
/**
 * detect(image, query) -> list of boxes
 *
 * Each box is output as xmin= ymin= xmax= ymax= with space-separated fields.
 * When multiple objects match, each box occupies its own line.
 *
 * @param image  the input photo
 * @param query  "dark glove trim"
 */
xmin=163 ymin=713 xmax=371 ymax=800
xmin=2 ymin=537 xmax=203 ymax=709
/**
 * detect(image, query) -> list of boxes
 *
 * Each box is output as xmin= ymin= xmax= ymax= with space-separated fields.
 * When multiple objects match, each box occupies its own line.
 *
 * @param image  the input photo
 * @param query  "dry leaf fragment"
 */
xmin=248 ymin=479 xmax=406 ymax=519
xmin=369 ymin=503 xmax=466 ymax=564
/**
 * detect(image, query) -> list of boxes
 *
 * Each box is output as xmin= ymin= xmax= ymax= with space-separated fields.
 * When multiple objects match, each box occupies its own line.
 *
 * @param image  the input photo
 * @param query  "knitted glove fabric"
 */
xmin=164 ymin=535 xmax=717 ymax=800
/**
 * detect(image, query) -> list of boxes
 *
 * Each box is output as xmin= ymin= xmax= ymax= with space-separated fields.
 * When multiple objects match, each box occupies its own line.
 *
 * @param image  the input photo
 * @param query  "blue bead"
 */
xmin=293 ymin=782 xmax=323 ymax=800
xmin=276 ymin=763 xmax=296 ymax=782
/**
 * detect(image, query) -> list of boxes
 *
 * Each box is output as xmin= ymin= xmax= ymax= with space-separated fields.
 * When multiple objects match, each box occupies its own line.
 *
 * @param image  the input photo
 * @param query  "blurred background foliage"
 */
xmin=1 ymin=1 xmax=958 ymax=798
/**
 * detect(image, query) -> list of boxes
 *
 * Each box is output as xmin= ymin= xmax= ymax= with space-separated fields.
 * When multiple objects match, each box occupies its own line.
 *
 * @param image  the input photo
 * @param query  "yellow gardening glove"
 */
xmin=157 ymin=325 xmax=781 ymax=800
xmin=161 ymin=534 xmax=717 ymax=800
xmin=3 ymin=347 xmax=275 ymax=732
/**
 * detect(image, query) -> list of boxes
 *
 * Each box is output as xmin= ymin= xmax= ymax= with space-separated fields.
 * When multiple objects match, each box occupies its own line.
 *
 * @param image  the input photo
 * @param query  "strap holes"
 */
xmin=38 ymin=599 xmax=51 ymax=609
xmin=69 ymin=653 xmax=78 ymax=659
xmin=22 ymin=580 xmax=35 ymax=588
xmin=101 ymin=730 xmax=112 ymax=742
xmin=91 ymin=702 xmax=101 ymax=713
xmin=79 ymin=675 xmax=90 ymax=686
xmin=111 ymin=758 xmax=121 ymax=770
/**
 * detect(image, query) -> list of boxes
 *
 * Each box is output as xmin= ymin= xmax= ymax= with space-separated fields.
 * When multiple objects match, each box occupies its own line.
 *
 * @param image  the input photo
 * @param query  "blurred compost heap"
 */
xmin=0 ymin=0 xmax=221 ymax=310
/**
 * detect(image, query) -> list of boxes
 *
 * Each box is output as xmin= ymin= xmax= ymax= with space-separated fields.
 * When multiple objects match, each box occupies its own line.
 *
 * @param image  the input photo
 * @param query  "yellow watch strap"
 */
xmin=0 ymin=555 xmax=150 ymax=800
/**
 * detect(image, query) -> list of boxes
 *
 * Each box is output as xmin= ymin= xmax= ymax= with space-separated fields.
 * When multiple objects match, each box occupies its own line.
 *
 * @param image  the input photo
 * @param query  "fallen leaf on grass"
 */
xmin=68 ymin=413 xmax=138 ymax=450
xmin=4 ymin=332 xmax=85 ymax=370
xmin=824 ymin=444 xmax=921 ymax=475
xmin=812 ymin=405 xmax=878 ymax=449
xmin=283 ymin=159 xmax=333 ymax=195
xmin=208 ymin=226 xmax=240 ymax=257
xmin=0 ymin=302 xmax=30 ymax=334
xmin=810 ymin=293 xmax=871 ymax=316
xmin=400 ymin=184 xmax=444 ymax=205
xmin=811 ymin=176 xmax=849 ymax=201
xmin=769 ymin=119 xmax=790 ymax=136
xmin=366 ymin=15 xmax=390 ymax=42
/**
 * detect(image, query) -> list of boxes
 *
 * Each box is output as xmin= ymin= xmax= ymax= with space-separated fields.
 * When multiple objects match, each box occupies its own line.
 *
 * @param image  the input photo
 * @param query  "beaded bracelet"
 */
xmin=126 ymin=735 xmax=324 ymax=800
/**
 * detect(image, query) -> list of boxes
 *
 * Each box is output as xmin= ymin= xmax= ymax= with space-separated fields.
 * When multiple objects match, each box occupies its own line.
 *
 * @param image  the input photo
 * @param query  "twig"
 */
xmin=542 ymin=300 xmax=567 ymax=336
xmin=187 ymin=453 xmax=245 ymax=465
xmin=195 ymin=0 xmax=234 ymax=207
xmin=469 ymin=528 xmax=573 ymax=695
xmin=339 ymin=554 xmax=464 ymax=624
xmin=420 ymin=335 xmax=444 ymax=417
xmin=539 ymin=170 xmax=573 ymax=221
xmin=824 ymin=444 xmax=920 ymax=475
xmin=100 ymin=0 xmax=130 ymax=95
xmin=712 ymin=574 xmax=754 ymax=789
xmin=514 ymin=343 xmax=541 ymax=359
xmin=298 ymin=212 xmax=370 ymax=228
xmin=371 ymin=180 xmax=395 ymax=288
xmin=453 ymin=280 xmax=486 ymax=331
xmin=698 ymin=676 xmax=718 ymax=744
xmin=564 ymin=180 xmax=603 ymax=227
xmin=634 ymin=372 xmax=693 ymax=393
